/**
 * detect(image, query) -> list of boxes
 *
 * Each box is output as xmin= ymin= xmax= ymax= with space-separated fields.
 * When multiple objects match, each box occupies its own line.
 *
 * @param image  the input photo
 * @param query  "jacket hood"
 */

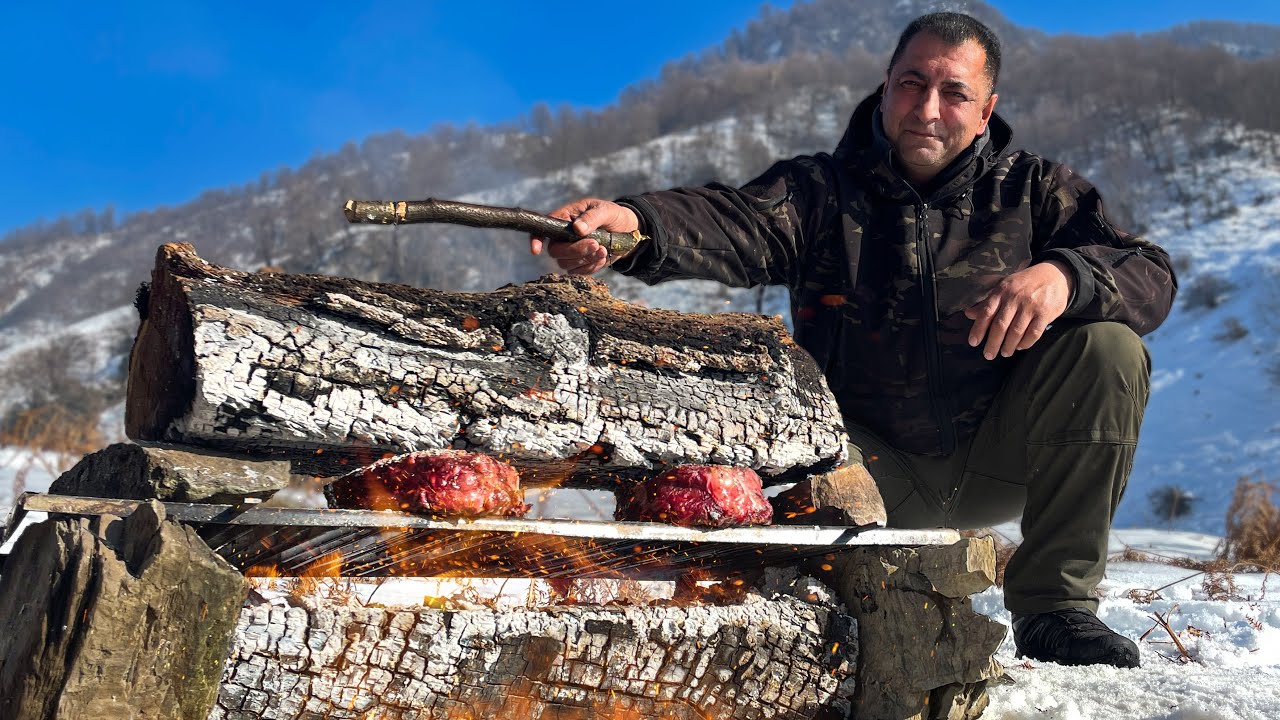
xmin=833 ymin=87 xmax=1014 ymax=201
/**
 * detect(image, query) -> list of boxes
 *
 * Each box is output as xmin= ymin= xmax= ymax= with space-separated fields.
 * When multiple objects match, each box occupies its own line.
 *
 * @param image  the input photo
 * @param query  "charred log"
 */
xmin=126 ymin=243 xmax=847 ymax=487
xmin=212 ymin=570 xmax=856 ymax=720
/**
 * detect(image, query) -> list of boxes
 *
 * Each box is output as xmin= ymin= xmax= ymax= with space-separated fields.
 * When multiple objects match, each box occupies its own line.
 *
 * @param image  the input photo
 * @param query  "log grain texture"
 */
xmin=126 ymin=243 xmax=847 ymax=486
xmin=211 ymin=573 xmax=856 ymax=720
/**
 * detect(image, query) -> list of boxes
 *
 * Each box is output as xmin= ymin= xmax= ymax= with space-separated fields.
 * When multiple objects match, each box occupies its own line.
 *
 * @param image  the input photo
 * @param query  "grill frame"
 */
xmin=5 ymin=493 xmax=959 ymax=579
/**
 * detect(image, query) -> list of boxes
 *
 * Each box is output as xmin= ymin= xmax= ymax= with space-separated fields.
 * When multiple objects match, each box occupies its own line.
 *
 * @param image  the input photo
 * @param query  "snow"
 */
xmin=0 ymin=303 xmax=134 ymax=364
xmin=975 ymin=528 xmax=1280 ymax=719
xmin=0 ymin=68 xmax=1277 ymax=720
xmin=1119 ymin=123 xmax=1280 ymax=533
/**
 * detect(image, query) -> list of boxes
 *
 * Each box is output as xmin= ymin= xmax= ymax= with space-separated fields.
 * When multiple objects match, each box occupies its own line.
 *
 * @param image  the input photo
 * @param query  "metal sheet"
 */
xmin=16 ymin=493 xmax=959 ymax=579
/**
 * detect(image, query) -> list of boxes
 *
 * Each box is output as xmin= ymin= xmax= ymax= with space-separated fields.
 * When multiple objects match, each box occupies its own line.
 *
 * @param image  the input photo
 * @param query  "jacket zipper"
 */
xmin=915 ymin=201 xmax=958 ymax=456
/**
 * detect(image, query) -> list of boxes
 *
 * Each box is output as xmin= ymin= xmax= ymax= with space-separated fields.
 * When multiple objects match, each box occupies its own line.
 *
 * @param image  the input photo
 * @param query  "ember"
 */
xmin=327 ymin=450 xmax=531 ymax=518
xmin=616 ymin=465 xmax=773 ymax=528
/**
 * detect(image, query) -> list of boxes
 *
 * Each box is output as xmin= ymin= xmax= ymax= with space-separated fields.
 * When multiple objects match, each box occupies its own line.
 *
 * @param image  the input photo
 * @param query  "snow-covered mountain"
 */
xmin=1 ymin=0 xmax=1278 ymax=537
xmin=1 ymin=96 xmax=1278 ymax=536
xmin=1122 ymin=122 xmax=1280 ymax=532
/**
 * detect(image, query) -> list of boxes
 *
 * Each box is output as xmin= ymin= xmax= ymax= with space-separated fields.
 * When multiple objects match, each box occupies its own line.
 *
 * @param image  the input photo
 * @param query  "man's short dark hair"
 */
xmin=888 ymin=12 xmax=1002 ymax=92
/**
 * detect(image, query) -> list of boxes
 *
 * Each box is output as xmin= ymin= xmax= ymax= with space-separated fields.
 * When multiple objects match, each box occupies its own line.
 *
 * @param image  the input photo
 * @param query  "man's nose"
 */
xmin=915 ymin=88 xmax=941 ymax=122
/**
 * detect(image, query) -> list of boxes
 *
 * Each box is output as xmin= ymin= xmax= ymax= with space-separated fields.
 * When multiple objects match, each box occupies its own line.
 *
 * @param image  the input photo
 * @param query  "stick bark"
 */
xmin=343 ymin=198 xmax=644 ymax=256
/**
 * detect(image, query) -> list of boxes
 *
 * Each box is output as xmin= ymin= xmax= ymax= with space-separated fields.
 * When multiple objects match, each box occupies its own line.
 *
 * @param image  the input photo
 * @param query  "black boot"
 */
xmin=1012 ymin=608 xmax=1141 ymax=668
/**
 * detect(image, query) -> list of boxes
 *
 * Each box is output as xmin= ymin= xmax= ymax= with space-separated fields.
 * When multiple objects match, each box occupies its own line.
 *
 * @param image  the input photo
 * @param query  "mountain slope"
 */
xmin=1 ymin=1 xmax=1278 ymax=534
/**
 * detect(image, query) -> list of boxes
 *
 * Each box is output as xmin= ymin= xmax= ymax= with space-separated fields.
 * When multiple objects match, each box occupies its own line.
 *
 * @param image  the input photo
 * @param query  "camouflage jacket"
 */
xmin=614 ymin=90 xmax=1177 ymax=456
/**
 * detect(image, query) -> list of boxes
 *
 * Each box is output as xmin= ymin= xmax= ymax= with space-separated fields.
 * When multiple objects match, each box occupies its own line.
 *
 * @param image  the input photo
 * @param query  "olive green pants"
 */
xmin=848 ymin=321 xmax=1150 ymax=614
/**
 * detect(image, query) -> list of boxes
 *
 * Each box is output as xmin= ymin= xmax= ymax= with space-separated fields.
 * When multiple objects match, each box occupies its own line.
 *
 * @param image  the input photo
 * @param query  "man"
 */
xmin=530 ymin=12 xmax=1175 ymax=668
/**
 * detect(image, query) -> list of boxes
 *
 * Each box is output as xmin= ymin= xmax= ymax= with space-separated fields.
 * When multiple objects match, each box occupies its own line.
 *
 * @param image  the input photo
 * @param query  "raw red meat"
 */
xmin=615 ymin=465 xmax=773 ymax=528
xmin=327 ymin=450 xmax=530 ymax=518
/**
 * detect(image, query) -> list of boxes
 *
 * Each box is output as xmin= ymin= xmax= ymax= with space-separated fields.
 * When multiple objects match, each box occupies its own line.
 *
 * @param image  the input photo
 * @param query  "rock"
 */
xmin=50 ymin=442 xmax=291 ymax=503
xmin=920 ymin=536 xmax=997 ymax=599
xmin=0 ymin=500 xmax=246 ymax=720
xmin=809 ymin=463 xmax=888 ymax=527
xmin=824 ymin=537 xmax=1006 ymax=720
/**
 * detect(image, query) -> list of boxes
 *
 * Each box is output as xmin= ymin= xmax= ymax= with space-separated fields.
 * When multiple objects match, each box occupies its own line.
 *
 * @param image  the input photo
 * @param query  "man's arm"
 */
xmin=963 ymin=163 xmax=1177 ymax=361
xmin=1031 ymin=163 xmax=1178 ymax=335
xmin=532 ymin=157 xmax=837 ymax=288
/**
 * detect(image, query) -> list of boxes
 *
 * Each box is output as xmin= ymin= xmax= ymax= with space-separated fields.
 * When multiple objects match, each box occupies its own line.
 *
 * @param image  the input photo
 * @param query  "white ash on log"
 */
xmin=211 ymin=570 xmax=856 ymax=720
xmin=49 ymin=441 xmax=292 ymax=503
xmin=0 ymin=500 xmax=245 ymax=720
xmin=125 ymin=243 xmax=847 ymax=487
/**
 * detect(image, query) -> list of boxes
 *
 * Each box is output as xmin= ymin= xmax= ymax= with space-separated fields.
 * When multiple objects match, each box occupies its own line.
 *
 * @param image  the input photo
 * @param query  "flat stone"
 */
xmin=920 ymin=536 xmax=997 ymax=598
xmin=810 ymin=463 xmax=887 ymax=527
xmin=50 ymin=442 xmax=291 ymax=503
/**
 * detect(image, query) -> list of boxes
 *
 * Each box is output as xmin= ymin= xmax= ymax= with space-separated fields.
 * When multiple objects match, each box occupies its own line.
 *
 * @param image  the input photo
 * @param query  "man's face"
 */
xmin=880 ymin=33 xmax=998 ymax=184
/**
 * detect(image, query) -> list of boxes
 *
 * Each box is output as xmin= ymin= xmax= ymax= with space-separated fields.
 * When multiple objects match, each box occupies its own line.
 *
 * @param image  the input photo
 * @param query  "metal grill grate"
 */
xmin=6 ymin=494 xmax=959 ymax=579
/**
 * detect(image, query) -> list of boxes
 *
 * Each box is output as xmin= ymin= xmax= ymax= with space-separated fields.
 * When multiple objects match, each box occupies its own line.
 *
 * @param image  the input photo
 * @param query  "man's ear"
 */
xmin=979 ymin=92 xmax=998 ymax=132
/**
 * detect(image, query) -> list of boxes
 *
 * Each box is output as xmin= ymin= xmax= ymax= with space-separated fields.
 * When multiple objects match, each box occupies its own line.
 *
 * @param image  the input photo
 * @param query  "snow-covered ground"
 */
xmin=979 ymin=527 xmax=1280 ymax=720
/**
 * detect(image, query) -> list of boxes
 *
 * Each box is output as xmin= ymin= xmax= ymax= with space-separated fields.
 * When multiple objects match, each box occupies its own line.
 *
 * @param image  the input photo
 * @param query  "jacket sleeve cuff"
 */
xmin=1037 ymin=248 xmax=1094 ymax=317
xmin=610 ymin=196 xmax=666 ymax=277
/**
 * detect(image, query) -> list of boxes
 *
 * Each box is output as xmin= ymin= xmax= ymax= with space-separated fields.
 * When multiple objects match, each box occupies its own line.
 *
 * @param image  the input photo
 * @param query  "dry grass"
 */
xmin=1120 ymin=476 xmax=1278 ymax=605
xmin=1218 ymin=475 xmax=1280 ymax=573
xmin=1116 ymin=547 xmax=1154 ymax=563
xmin=1 ymin=404 xmax=105 ymax=504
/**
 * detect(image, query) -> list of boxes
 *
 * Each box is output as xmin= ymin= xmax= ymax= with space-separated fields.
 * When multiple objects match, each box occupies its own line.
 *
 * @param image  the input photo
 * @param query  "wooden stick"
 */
xmin=344 ymin=198 xmax=646 ymax=256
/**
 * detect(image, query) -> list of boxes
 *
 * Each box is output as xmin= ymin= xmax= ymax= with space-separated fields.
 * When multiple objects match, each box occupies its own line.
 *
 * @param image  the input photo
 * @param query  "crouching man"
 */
xmin=532 ymin=12 xmax=1176 ymax=668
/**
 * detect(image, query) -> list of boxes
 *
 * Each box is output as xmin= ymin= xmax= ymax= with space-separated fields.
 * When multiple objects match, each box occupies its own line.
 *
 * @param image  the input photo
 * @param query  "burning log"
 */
xmin=212 ymin=569 xmax=856 ymax=720
xmin=1 ymin=495 xmax=999 ymax=720
xmin=125 ymin=243 xmax=847 ymax=488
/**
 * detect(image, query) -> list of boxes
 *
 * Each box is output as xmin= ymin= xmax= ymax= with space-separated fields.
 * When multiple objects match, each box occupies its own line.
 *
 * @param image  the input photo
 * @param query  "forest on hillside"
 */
xmin=2 ymin=0 xmax=1279 ymax=463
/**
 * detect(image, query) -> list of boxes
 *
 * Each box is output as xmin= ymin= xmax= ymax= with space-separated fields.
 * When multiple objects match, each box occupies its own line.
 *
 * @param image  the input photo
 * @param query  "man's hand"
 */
xmin=530 ymin=198 xmax=640 ymax=275
xmin=964 ymin=260 xmax=1075 ymax=360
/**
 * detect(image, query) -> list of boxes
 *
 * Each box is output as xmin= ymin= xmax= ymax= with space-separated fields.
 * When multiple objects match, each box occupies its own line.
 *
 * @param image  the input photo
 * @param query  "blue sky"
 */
xmin=3 ymin=1 xmax=1278 ymax=236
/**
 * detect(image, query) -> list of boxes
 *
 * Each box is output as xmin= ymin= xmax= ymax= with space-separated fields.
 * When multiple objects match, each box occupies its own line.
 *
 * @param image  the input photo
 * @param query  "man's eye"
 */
xmin=948 ymin=92 xmax=969 ymax=101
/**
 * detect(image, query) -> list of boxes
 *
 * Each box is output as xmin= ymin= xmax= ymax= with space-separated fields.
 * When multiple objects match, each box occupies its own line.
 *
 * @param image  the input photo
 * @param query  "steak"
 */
xmin=615 ymin=465 xmax=773 ymax=528
xmin=326 ymin=450 xmax=531 ymax=518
